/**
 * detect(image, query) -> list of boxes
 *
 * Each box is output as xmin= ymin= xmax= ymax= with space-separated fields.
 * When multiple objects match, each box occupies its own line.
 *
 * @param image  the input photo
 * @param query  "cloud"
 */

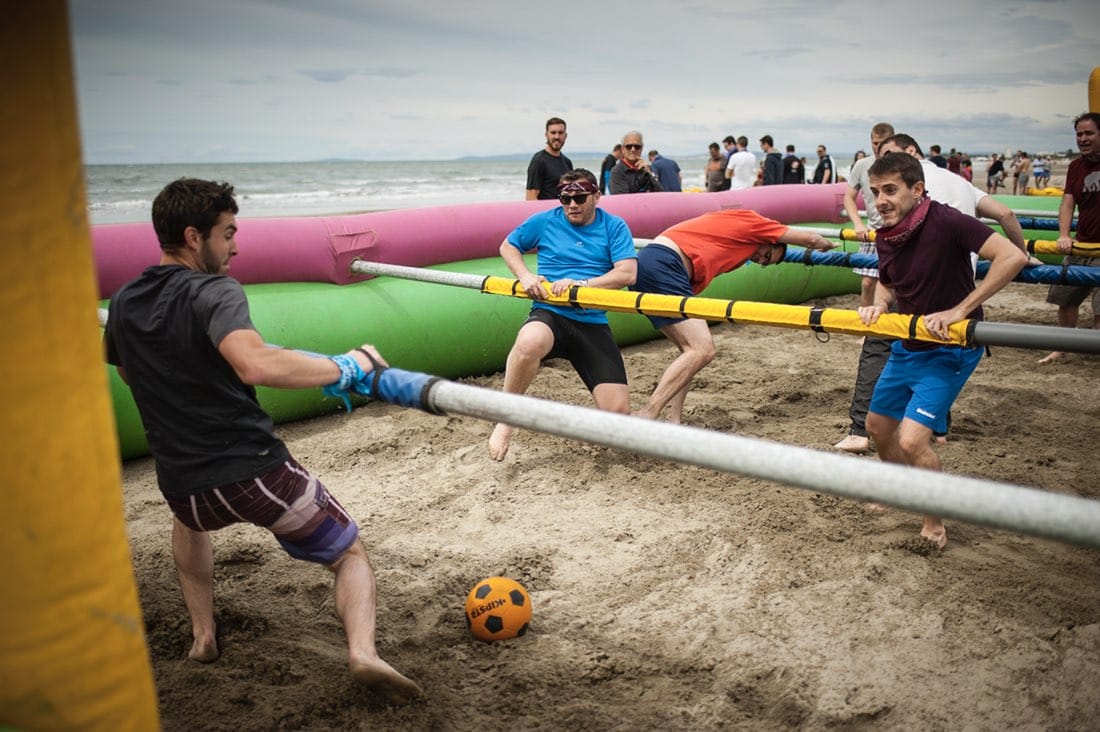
xmin=298 ymin=69 xmax=357 ymax=83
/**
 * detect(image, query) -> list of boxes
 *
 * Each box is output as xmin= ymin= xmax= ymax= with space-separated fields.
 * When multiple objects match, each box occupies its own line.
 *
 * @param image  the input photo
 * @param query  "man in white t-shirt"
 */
xmin=725 ymin=135 xmax=758 ymax=190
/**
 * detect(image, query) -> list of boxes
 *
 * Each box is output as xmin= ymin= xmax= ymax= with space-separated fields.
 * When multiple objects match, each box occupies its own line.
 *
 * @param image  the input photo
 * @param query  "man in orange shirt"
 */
xmin=630 ymin=210 xmax=833 ymax=422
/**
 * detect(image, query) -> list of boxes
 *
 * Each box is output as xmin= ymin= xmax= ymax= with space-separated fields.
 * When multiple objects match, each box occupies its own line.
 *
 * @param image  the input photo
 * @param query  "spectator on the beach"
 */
xmin=722 ymin=135 xmax=737 ymax=164
xmin=782 ymin=145 xmax=806 ymax=184
xmin=947 ymin=148 xmax=962 ymax=175
xmin=1032 ymin=155 xmax=1051 ymax=189
xmin=599 ymin=143 xmax=622 ymax=194
xmin=610 ymin=131 xmax=663 ymax=194
xmin=705 ymin=142 xmax=730 ymax=192
xmin=860 ymin=153 xmax=1026 ymax=547
xmin=986 ymin=154 xmax=1005 ymax=194
xmin=1009 ymin=151 xmax=1024 ymax=194
xmin=648 ymin=149 xmax=683 ymax=192
xmin=526 ymin=116 xmax=573 ymax=200
xmin=630 ymin=210 xmax=833 ymax=423
xmin=103 ymin=178 xmax=422 ymax=706
xmin=928 ymin=145 xmax=948 ymax=168
xmin=1038 ymin=112 xmax=1100 ymax=364
xmin=759 ymin=135 xmax=783 ymax=186
xmin=812 ymin=145 xmax=834 ymax=184
xmin=725 ymin=135 xmax=758 ymax=190
xmin=1015 ymin=152 xmax=1032 ymax=194
xmin=853 ymin=150 xmax=868 ymax=163
xmin=489 ymin=168 xmax=637 ymax=460
xmin=835 ymin=132 xmax=1029 ymax=454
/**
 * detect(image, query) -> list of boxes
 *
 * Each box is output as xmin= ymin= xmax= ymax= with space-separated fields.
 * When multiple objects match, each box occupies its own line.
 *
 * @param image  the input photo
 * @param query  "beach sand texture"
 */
xmin=122 ymin=278 xmax=1099 ymax=730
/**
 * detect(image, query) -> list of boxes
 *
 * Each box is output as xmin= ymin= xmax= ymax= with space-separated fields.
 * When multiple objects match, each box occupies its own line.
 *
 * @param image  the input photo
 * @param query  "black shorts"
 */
xmin=526 ymin=308 xmax=628 ymax=391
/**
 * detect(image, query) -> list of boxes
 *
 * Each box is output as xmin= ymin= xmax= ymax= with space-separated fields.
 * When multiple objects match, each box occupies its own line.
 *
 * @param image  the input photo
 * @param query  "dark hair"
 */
xmin=722 ymin=135 xmax=735 ymax=145
xmin=559 ymin=168 xmax=598 ymax=188
xmin=709 ymin=142 xmax=720 ymax=151
xmin=736 ymin=136 xmax=748 ymax=147
xmin=613 ymin=143 xmax=622 ymax=152
xmin=869 ymin=151 xmax=925 ymax=188
xmin=881 ymin=133 xmax=924 ymax=158
xmin=152 ymin=178 xmax=238 ymax=251
xmin=1074 ymin=112 xmax=1100 ymax=130
xmin=545 ymin=116 xmax=566 ymax=130
xmin=759 ymin=134 xmax=773 ymax=146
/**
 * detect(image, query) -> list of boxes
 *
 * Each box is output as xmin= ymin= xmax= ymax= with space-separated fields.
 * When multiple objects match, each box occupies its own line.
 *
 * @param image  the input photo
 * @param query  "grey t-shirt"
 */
xmin=105 ymin=266 xmax=288 ymax=496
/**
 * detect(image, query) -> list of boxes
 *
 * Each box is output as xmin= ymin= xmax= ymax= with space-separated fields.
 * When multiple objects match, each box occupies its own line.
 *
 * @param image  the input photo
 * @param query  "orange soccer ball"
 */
xmin=464 ymin=576 xmax=532 ymax=642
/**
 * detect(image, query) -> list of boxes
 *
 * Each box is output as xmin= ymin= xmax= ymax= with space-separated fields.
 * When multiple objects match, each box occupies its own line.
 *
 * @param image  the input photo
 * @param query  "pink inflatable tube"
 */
xmin=92 ymin=184 xmax=848 ymax=299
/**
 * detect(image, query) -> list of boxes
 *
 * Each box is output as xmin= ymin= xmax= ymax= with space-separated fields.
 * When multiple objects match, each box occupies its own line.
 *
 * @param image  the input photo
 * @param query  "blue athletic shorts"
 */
xmin=869 ymin=342 xmax=983 ymax=433
xmin=165 ymin=458 xmax=359 ymax=565
xmin=630 ymin=244 xmax=694 ymax=329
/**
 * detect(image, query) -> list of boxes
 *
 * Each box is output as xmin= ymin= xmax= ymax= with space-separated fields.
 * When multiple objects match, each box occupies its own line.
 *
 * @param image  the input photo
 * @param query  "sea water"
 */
xmin=84 ymin=154 xmax=853 ymax=224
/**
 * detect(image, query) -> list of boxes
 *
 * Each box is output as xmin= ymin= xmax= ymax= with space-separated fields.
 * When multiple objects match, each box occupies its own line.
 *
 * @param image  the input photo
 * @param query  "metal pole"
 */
xmin=350 ymin=259 xmax=1100 ymax=355
xmin=421 ymin=379 xmax=1100 ymax=549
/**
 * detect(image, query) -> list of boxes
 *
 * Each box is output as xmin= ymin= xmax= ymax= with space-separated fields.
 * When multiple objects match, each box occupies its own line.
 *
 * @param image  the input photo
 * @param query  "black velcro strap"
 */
xmin=678 ymin=297 xmax=690 ymax=318
xmin=568 ymin=284 xmax=581 ymax=306
xmin=808 ymin=306 xmax=825 ymax=333
xmin=908 ymin=316 xmax=919 ymax=340
xmin=355 ymin=347 xmax=386 ymax=396
xmin=1060 ymin=259 xmax=1072 ymax=284
xmin=634 ymin=292 xmax=646 ymax=314
xmin=724 ymin=299 xmax=736 ymax=322
xmin=802 ymin=248 xmax=815 ymax=265
xmin=1025 ymin=240 xmax=1036 ymax=256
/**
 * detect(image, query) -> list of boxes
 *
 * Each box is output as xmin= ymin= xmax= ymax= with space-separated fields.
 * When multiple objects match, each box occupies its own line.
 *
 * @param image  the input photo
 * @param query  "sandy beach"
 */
xmin=121 ymin=274 xmax=1100 ymax=730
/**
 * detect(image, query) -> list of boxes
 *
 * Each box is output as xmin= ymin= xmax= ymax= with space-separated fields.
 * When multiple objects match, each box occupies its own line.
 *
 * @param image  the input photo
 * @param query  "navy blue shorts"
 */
xmin=630 ymin=244 xmax=694 ymax=329
xmin=526 ymin=308 xmax=628 ymax=390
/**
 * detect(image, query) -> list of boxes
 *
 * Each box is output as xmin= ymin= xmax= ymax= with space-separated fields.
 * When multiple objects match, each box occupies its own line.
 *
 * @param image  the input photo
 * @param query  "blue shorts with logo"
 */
xmin=869 ymin=342 xmax=983 ymax=434
xmin=630 ymin=244 xmax=695 ymax=329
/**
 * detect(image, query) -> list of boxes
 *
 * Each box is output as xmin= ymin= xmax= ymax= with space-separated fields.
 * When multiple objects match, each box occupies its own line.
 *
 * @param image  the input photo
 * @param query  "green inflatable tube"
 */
xmin=105 ymin=251 xmax=859 ymax=459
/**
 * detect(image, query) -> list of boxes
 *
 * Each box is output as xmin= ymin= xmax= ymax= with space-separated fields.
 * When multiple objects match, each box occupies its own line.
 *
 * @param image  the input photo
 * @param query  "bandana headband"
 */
xmin=557 ymin=179 xmax=599 ymax=196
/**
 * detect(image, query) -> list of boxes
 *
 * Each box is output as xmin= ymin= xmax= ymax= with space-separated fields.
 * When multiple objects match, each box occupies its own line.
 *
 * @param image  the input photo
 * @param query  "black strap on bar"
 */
xmin=633 ymin=292 xmax=646 ymax=314
xmin=808 ymin=306 xmax=826 ymax=333
xmin=678 ymin=297 xmax=690 ymax=318
xmin=908 ymin=315 xmax=919 ymax=340
xmin=724 ymin=299 xmax=736 ymax=322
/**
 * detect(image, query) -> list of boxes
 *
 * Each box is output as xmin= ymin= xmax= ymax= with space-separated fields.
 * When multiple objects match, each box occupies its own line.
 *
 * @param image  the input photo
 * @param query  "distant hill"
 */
xmin=455 ymin=152 xmax=608 ymax=162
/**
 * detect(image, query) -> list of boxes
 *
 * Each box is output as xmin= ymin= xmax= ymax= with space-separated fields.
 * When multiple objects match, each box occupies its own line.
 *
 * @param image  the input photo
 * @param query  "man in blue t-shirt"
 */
xmin=859 ymin=153 xmax=1025 ymax=548
xmin=489 ymin=168 xmax=638 ymax=460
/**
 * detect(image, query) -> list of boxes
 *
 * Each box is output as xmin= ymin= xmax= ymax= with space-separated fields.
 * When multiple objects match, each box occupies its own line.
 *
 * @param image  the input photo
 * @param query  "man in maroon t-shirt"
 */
xmin=1039 ymin=112 xmax=1100 ymax=364
xmin=858 ymin=153 xmax=1026 ymax=548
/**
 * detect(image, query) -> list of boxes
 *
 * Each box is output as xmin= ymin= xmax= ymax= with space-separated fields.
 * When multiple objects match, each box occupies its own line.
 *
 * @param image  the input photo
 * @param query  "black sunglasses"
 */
xmin=623 ymin=143 xmax=643 ymax=151
xmin=559 ymin=194 xmax=590 ymax=205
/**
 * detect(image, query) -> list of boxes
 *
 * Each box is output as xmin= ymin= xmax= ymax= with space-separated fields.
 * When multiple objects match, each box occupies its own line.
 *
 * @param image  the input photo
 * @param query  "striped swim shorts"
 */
xmin=166 ymin=458 xmax=359 ymax=565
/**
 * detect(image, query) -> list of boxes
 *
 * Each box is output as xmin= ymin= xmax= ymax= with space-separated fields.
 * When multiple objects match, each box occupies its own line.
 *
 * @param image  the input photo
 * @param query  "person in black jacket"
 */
xmin=609 ymin=130 xmax=663 ymax=194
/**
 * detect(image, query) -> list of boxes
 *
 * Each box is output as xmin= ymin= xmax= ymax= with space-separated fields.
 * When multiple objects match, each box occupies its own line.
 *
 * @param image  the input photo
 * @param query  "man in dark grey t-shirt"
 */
xmin=104 ymin=178 xmax=421 ymax=706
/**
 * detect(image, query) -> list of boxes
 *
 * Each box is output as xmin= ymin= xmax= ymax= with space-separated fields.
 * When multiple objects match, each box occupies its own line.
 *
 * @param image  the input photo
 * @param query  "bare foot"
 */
xmin=1038 ymin=351 xmax=1066 ymax=364
xmin=351 ymin=657 xmax=424 ymax=706
xmin=834 ymin=434 xmax=870 ymax=453
xmin=920 ymin=519 xmax=947 ymax=549
xmin=934 ymin=435 xmax=947 ymax=446
xmin=488 ymin=423 xmax=512 ymax=461
xmin=188 ymin=634 xmax=219 ymax=663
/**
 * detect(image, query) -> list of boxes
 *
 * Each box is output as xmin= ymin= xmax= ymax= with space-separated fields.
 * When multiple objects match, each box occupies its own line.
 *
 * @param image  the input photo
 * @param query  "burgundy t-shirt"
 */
xmin=1065 ymin=155 xmax=1100 ymax=243
xmin=877 ymin=200 xmax=993 ymax=351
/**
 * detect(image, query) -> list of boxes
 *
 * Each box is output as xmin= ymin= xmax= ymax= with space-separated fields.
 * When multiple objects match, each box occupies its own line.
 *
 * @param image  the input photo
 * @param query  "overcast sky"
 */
xmin=70 ymin=0 xmax=1099 ymax=164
